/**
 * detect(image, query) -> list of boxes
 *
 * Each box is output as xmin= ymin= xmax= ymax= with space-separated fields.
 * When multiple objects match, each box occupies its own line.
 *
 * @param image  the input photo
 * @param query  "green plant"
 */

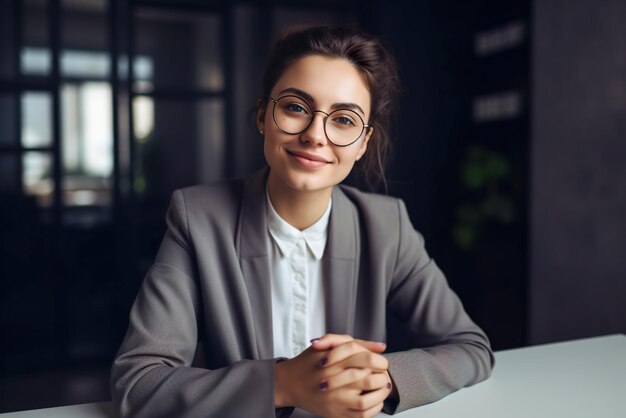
xmin=453 ymin=145 xmax=516 ymax=251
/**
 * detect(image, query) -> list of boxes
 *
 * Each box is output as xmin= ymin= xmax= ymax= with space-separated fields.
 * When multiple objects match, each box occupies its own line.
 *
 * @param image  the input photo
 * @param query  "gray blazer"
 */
xmin=111 ymin=167 xmax=494 ymax=418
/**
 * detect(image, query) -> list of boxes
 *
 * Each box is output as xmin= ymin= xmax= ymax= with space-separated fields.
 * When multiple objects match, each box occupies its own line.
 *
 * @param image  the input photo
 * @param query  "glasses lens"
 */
xmin=325 ymin=109 xmax=364 ymax=146
xmin=273 ymin=96 xmax=313 ymax=134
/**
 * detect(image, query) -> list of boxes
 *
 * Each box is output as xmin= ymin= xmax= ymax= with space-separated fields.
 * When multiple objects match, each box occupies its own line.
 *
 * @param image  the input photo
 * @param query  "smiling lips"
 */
xmin=287 ymin=150 xmax=330 ymax=169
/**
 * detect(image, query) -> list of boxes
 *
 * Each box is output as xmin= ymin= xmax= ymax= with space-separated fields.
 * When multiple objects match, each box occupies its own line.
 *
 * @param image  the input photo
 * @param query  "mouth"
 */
xmin=287 ymin=150 xmax=331 ymax=163
xmin=286 ymin=150 xmax=331 ymax=168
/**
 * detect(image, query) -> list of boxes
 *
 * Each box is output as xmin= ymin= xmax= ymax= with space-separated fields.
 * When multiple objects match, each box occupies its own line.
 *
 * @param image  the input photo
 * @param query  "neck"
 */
xmin=267 ymin=173 xmax=332 ymax=231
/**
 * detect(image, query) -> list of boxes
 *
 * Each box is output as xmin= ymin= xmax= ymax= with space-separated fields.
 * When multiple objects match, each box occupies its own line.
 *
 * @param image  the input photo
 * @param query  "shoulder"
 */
xmin=176 ymin=178 xmax=245 ymax=207
xmin=173 ymin=166 xmax=268 ymax=209
xmin=169 ymin=177 xmax=246 ymax=226
xmin=337 ymin=184 xmax=405 ymax=217
xmin=335 ymin=184 xmax=414 ymax=242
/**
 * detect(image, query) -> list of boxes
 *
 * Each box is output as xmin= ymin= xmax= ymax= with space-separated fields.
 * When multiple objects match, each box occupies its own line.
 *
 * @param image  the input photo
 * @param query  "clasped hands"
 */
xmin=275 ymin=333 xmax=395 ymax=418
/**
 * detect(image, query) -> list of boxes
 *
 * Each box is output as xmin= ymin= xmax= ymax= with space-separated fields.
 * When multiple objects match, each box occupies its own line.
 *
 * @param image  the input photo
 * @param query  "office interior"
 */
xmin=0 ymin=0 xmax=624 ymax=413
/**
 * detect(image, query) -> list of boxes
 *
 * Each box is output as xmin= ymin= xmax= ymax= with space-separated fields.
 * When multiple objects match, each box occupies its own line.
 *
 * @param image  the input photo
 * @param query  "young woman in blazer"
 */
xmin=111 ymin=25 xmax=494 ymax=418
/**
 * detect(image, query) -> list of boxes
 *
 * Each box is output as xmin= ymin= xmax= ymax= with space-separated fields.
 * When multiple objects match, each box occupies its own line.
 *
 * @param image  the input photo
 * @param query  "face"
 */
xmin=258 ymin=55 xmax=373 ymax=196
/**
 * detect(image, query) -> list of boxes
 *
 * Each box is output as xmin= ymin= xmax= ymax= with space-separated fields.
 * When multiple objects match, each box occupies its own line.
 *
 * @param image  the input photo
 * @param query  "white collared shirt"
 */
xmin=266 ymin=188 xmax=330 ymax=358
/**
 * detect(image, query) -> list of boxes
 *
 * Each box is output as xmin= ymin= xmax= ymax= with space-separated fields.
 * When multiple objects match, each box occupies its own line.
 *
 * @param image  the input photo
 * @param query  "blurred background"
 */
xmin=0 ymin=0 xmax=624 ymax=413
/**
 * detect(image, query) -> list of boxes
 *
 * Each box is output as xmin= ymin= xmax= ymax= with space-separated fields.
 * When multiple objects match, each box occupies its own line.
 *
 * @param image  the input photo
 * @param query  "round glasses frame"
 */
xmin=269 ymin=95 xmax=371 ymax=147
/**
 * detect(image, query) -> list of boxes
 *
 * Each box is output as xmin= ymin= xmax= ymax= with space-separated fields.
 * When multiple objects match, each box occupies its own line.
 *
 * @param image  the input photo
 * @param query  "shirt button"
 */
xmin=295 ymin=303 xmax=305 ymax=312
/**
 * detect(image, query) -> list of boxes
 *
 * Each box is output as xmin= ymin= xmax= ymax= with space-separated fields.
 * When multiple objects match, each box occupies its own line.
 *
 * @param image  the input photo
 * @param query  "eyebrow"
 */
xmin=277 ymin=87 xmax=367 ymax=117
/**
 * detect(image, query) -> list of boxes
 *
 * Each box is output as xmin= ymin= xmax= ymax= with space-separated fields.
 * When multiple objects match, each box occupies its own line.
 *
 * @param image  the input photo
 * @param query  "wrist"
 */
xmin=274 ymin=359 xmax=292 ymax=408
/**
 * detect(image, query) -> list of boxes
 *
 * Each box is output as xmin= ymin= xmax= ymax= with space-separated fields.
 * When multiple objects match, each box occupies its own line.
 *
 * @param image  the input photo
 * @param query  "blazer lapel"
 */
xmin=325 ymin=186 xmax=360 ymax=335
xmin=237 ymin=167 xmax=274 ymax=359
xmin=236 ymin=172 xmax=360 ymax=356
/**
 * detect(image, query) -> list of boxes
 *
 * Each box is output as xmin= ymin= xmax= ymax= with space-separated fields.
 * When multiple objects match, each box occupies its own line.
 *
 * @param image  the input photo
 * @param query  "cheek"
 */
xmin=335 ymin=147 xmax=360 ymax=166
xmin=264 ymin=109 xmax=276 ymax=132
xmin=263 ymin=132 xmax=287 ymax=167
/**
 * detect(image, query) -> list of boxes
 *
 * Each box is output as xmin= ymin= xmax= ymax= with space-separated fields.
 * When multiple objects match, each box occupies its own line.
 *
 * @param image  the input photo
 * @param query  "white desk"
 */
xmin=2 ymin=334 xmax=624 ymax=418
xmin=394 ymin=333 xmax=626 ymax=418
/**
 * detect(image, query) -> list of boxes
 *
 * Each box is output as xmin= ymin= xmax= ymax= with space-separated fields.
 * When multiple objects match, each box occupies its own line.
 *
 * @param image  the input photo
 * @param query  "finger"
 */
xmin=346 ymin=401 xmax=384 ymax=418
xmin=346 ymin=371 xmax=389 ymax=392
xmin=337 ymin=351 xmax=388 ymax=371
xmin=310 ymin=333 xmax=354 ymax=350
xmin=352 ymin=339 xmax=387 ymax=353
xmin=321 ymin=367 xmax=371 ymax=391
xmin=311 ymin=334 xmax=386 ymax=353
xmin=319 ymin=340 xmax=367 ymax=367
xmin=348 ymin=386 xmax=390 ymax=412
xmin=321 ymin=342 xmax=389 ymax=370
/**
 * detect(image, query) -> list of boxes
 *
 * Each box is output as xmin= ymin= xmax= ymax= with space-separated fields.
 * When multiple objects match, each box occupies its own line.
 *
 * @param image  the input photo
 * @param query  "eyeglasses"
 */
xmin=269 ymin=95 xmax=371 ymax=147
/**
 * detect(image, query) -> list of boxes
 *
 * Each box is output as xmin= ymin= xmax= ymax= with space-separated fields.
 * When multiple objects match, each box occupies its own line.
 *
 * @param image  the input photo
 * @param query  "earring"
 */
xmin=259 ymin=129 xmax=264 ymax=135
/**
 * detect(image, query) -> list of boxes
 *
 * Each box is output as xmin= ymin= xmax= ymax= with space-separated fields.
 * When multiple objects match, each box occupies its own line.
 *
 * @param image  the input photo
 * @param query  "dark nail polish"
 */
xmin=387 ymin=382 xmax=392 ymax=390
xmin=319 ymin=357 xmax=328 ymax=366
xmin=320 ymin=381 xmax=328 ymax=391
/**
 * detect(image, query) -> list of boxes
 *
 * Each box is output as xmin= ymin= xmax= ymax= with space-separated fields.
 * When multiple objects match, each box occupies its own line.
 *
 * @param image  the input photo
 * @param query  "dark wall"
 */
xmin=373 ymin=0 xmax=530 ymax=349
xmin=530 ymin=0 xmax=626 ymax=343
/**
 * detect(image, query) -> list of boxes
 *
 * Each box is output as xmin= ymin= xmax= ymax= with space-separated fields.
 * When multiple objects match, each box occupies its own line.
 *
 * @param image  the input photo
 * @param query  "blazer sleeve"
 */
xmin=110 ymin=190 xmax=283 ymax=418
xmin=383 ymin=199 xmax=495 ymax=414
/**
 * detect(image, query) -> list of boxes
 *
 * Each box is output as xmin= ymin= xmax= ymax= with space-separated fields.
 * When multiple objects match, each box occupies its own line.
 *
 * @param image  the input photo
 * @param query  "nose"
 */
xmin=300 ymin=111 xmax=328 ymax=146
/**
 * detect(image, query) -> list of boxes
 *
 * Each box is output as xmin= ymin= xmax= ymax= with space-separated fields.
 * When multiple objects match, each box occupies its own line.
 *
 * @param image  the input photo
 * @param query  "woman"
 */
xmin=111 ymin=25 xmax=494 ymax=418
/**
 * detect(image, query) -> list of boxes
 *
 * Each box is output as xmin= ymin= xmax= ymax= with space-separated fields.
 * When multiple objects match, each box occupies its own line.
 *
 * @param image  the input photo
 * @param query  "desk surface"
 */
xmin=395 ymin=333 xmax=626 ymax=418
xmin=2 ymin=334 xmax=624 ymax=418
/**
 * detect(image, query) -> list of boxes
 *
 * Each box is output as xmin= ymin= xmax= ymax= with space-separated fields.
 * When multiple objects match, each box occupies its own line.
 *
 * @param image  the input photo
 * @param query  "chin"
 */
xmin=283 ymin=172 xmax=332 ymax=193
xmin=288 ymin=178 xmax=326 ymax=192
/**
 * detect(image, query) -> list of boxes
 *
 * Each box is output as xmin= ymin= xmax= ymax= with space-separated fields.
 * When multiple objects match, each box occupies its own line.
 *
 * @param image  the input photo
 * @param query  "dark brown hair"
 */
xmin=259 ymin=25 xmax=400 ymax=192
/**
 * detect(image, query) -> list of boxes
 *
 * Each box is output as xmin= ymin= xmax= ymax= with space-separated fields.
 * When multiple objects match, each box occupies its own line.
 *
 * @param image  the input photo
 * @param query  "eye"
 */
xmin=334 ymin=115 xmax=355 ymax=126
xmin=329 ymin=111 xmax=360 ymax=129
xmin=285 ymin=102 xmax=309 ymax=114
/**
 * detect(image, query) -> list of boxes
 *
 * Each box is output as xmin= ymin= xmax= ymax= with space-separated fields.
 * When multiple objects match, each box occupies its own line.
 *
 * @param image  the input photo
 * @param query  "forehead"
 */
xmin=271 ymin=55 xmax=371 ymax=116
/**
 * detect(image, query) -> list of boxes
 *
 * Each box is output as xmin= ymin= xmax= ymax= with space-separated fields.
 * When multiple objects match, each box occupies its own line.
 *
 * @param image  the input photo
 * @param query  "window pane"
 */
xmin=22 ymin=0 xmax=50 ymax=76
xmin=22 ymin=48 xmax=114 ymax=78
xmin=117 ymin=54 xmax=152 ymax=84
xmin=62 ymin=84 xmax=80 ymax=171
xmin=61 ymin=50 xmax=110 ymax=78
xmin=21 ymin=92 xmax=52 ymax=148
xmin=0 ymin=94 xmax=18 ymax=146
xmin=0 ymin=155 xmax=19 ymax=193
xmin=135 ymin=9 xmax=223 ymax=91
xmin=21 ymin=47 xmax=51 ymax=76
xmin=61 ymin=82 xmax=113 ymax=207
xmin=23 ymin=151 xmax=54 ymax=207
xmin=0 ymin=0 xmax=16 ymax=78
xmin=132 ymin=95 xmax=154 ymax=142
xmin=80 ymin=83 xmax=112 ymax=176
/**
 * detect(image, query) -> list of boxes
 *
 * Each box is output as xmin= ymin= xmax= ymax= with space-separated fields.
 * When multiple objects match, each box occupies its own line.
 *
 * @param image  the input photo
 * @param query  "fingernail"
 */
xmin=377 ymin=342 xmax=386 ymax=346
xmin=387 ymin=382 xmax=392 ymax=390
xmin=319 ymin=357 xmax=328 ymax=366
xmin=310 ymin=338 xmax=320 ymax=343
xmin=320 ymin=380 xmax=328 ymax=391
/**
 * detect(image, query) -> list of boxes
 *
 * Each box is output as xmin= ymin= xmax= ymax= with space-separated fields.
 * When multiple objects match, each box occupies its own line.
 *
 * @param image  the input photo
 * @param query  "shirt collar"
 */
xmin=266 ymin=185 xmax=331 ymax=260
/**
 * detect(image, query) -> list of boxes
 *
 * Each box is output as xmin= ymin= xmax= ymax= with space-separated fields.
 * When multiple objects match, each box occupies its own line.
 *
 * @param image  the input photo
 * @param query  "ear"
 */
xmin=256 ymin=98 xmax=267 ymax=133
xmin=356 ymin=127 xmax=374 ymax=161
